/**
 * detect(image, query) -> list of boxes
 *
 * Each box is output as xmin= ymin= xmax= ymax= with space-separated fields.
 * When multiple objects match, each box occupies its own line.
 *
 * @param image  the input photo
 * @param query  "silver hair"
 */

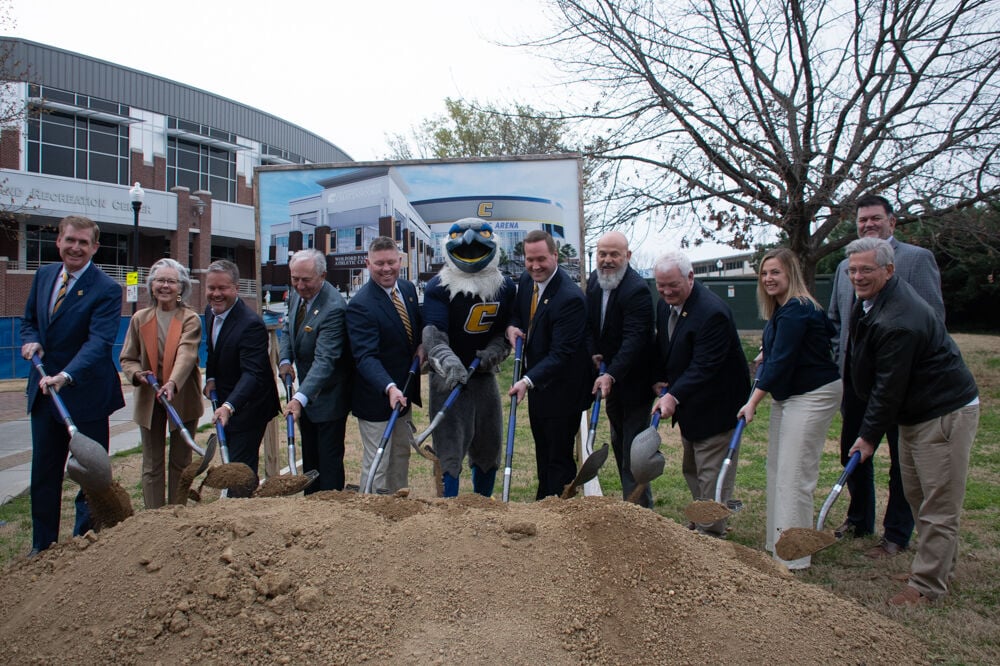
xmin=206 ymin=259 xmax=240 ymax=284
xmin=653 ymin=251 xmax=693 ymax=277
xmin=289 ymin=248 xmax=327 ymax=275
xmin=146 ymin=258 xmax=192 ymax=301
xmin=845 ymin=237 xmax=894 ymax=267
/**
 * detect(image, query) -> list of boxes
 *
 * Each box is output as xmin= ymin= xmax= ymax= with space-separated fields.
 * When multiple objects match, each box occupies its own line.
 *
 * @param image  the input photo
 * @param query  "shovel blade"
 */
xmin=629 ymin=427 xmax=664 ymax=484
xmin=66 ymin=432 xmax=113 ymax=490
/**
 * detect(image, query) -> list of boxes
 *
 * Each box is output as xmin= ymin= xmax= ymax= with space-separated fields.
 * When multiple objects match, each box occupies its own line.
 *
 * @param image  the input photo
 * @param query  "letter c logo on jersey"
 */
xmin=464 ymin=302 xmax=499 ymax=334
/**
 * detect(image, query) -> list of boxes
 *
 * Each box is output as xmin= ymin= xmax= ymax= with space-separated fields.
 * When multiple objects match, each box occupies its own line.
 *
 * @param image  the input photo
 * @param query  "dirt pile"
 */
xmin=0 ymin=494 xmax=926 ymax=665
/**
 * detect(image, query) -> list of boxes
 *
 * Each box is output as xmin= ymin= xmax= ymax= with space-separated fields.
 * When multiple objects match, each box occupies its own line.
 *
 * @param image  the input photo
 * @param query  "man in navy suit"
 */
xmin=203 ymin=260 xmax=279 ymax=496
xmin=20 ymin=215 xmax=125 ymax=555
xmin=828 ymin=194 xmax=945 ymax=558
xmin=587 ymin=231 xmax=655 ymax=507
xmin=652 ymin=251 xmax=750 ymax=536
xmin=506 ymin=230 xmax=591 ymax=499
xmin=346 ymin=237 xmax=423 ymax=493
xmin=278 ymin=249 xmax=351 ymax=493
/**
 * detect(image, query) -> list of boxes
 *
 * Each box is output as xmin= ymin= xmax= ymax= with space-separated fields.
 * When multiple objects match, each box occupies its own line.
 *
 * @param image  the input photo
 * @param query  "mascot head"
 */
xmin=445 ymin=218 xmax=497 ymax=274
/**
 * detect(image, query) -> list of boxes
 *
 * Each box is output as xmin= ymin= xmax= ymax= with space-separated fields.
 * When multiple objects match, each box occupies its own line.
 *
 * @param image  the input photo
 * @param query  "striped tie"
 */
xmin=392 ymin=288 xmax=413 ymax=343
xmin=295 ymin=298 xmax=307 ymax=336
xmin=51 ymin=271 xmax=70 ymax=315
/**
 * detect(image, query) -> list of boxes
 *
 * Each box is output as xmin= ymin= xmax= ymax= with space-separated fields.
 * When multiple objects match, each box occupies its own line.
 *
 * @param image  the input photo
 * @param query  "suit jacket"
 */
xmin=120 ymin=305 xmax=204 ymax=428
xmin=586 ymin=265 xmax=654 ymax=406
xmin=829 ymin=237 xmax=944 ymax=373
xmin=511 ymin=267 xmax=591 ymax=413
xmin=653 ymin=280 xmax=750 ymax=441
xmin=20 ymin=262 xmax=125 ymax=417
xmin=205 ymin=299 xmax=279 ymax=433
xmin=279 ymin=281 xmax=351 ymax=423
xmin=346 ymin=279 xmax=422 ymax=422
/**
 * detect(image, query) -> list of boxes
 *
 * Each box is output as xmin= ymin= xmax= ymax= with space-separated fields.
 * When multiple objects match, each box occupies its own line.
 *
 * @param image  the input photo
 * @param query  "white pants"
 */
xmin=766 ymin=379 xmax=843 ymax=569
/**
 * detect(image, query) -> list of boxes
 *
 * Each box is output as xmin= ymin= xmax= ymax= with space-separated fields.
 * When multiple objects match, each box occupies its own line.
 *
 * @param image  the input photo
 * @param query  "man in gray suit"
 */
xmin=828 ymin=194 xmax=945 ymax=558
xmin=278 ymin=249 xmax=351 ymax=493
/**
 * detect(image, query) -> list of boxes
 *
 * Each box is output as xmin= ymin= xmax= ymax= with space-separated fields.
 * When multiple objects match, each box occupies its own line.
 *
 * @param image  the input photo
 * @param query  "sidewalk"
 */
xmin=0 ymin=382 xmax=211 ymax=505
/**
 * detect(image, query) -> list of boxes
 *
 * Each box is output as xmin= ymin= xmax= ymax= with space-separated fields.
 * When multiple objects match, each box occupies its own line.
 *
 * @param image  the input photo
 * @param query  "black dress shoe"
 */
xmin=833 ymin=520 xmax=871 ymax=540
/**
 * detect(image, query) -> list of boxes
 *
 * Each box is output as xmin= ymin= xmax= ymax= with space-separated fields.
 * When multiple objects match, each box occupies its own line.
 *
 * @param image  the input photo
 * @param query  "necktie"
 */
xmin=51 ymin=271 xmax=70 ymax=315
xmin=392 ymin=288 xmax=413 ymax=344
xmin=212 ymin=316 xmax=223 ymax=348
xmin=295 ymin=298 xmax=307 ymax=336
xmin=668 ymin=307 xmax=679 ymax=341
xmin=529 ymin=283 xmax=539 ymax=325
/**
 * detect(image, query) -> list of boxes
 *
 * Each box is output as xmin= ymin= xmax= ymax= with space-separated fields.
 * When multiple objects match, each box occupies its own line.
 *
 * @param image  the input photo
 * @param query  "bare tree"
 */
xmin=527 ymin=0 xmax=1000 ymax=282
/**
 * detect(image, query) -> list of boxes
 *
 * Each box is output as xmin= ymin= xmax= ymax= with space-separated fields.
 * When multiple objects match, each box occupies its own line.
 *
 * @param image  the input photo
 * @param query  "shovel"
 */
xmin=414 ymin=357 xmax=482 ymax=452
xmin=774 ymin=451 xmax=862 ymax=561
xmin=684 ymin=365 xmax=762 ymax=523
xmin=30 ymin=354 xmax=131 ymax=529
xmin=30 ymin=354 xmax=113 ymax=490
xmin=283 ymin=374 xmax=299 ymax=476
xmin=147 ymin=377 xmax=215 ymax=475
xmin=626 ymin=387 xmax=669 ymax=503
xmin=501 ymin=338 xmax=523 ymax=503
xmin=364 ymin=355 xmax=420 ymax=494
xmin=198 ymin=389 xmax=259 ymax=497
xmin=560 ymin=443 xmax=610 ymax=499
xmin=253 ymin=379 xmax=320 ymax=497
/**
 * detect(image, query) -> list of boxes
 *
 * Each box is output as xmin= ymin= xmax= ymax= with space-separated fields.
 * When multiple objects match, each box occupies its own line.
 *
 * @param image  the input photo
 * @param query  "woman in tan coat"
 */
xmin=120 ymin=258 xmax=204 ymax=508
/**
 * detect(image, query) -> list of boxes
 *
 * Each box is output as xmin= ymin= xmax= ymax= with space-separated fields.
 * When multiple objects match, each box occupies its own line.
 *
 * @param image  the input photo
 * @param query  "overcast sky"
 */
xmin=6 ymin=0 xmax=738 ymax=263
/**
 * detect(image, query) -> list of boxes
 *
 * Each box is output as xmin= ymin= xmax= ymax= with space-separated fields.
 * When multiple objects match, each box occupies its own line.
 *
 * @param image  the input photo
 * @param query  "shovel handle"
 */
xmin=502 ymin=337 xmax=524 ymax=503
xmin=649 ymin=386 xmax=668 ymax=429
xmin=414 ymin=358 xmax=481 ymax=445
xmin=148 ymin=376 xmax=206 ymax=457
xmin=589 ymin=361 xmax=606 ymax=431
xmin=816 ymin=451 xmax=862 ymax=530
xmin=30 ymin=354 xmax=77 ymax=434
xmin=209 ymin=389 xmax=231 ymax=463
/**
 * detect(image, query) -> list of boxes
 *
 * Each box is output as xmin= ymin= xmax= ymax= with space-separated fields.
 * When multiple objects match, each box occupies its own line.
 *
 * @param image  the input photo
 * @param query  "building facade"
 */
xmin=0 ymin=38 xmax=351 ymax=377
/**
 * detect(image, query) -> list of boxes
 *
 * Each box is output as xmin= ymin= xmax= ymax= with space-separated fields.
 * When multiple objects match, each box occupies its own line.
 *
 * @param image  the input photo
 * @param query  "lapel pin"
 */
xmin=76 ymin=290 xmax=84 ymax=296
xmin=304 ymin=325 xmax=313 ymax=333
xmin=312 ymin=309 xmax=319 ymax=315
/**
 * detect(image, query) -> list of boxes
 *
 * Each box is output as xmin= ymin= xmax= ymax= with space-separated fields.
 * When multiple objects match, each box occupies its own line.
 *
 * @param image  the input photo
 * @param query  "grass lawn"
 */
xmin=1 ymin=333 xmax=997 ymax=662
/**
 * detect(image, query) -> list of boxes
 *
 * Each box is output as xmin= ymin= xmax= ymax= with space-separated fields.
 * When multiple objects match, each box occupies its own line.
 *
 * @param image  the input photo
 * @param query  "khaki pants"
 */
xmin=681 ymin=429 xmax=734 ymax=535
xmin=899 ymin=403 xmax=979 ymax=600
xmin=141 ymin=401 xmax=195 ymax=509
xmin=357 ymin=414 xmax=414 ymax=493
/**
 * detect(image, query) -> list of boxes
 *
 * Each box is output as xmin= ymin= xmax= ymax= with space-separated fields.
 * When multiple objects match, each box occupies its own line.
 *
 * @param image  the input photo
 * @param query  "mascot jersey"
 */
xmin=423 ymin=275 xmax=516 ymax=366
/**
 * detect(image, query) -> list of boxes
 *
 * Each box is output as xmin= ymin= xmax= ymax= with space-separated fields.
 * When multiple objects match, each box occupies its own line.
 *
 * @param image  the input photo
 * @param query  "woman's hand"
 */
xmin=737 ymin=401 xmax=755 ymax=425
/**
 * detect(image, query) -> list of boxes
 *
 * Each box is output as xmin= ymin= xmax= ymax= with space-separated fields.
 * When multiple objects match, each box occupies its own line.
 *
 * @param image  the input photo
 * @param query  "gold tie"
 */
xmin=295 ymin=298 xmax=307 ymax=336
xmin=52 ymin=271 xmax=70 ymax=315
xmin=392 ymin=288 xmax=413 ymax=344
xmin=528 ymin=283 xmax=539 ymax=325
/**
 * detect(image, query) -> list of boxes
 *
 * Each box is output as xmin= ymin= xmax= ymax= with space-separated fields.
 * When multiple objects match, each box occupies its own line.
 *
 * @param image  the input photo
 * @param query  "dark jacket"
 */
xmin=653 ymin=280 xmax=750 ymax=441
xmin=586 ymin=265 xmax=654 ymax=406
xmin=758 ymin=297 xmax=840 ymax=402
xmin=205 ymin=299 xmax=280 ymax=433
xmin=511 ymin=267 xmax=592 ymax=412
xmin=346 ymin=278 xmax=423 ymax=422
xmin=850 ymin=276 xmax=977 ymax=443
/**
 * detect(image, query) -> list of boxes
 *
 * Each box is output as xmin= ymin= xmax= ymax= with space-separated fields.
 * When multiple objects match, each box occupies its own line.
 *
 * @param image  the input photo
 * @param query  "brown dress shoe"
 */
xmin=866 ymin=538 xmax=907 ymax=559
xmin=888 ymin=585 xmax=930 ymax=606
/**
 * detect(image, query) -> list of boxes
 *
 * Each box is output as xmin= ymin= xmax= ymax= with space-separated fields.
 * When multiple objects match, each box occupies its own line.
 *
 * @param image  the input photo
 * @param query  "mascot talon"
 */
xmin=422 ymin=219 xmax=516 ymax=498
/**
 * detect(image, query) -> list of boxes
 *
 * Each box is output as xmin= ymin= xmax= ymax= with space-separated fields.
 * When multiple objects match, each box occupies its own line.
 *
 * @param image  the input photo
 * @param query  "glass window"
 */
xmin=26 ymin=89 xmax=131 ymax=185
xmin=167 ymin=132 xmax=236 ymax=202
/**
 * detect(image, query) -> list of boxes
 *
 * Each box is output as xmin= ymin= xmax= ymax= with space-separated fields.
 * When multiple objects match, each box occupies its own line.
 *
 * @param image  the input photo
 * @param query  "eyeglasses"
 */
xmin=846 ymin=266 xmax=882 ymax=277
xmin=152 ymin=278 xmax=180 ymax=286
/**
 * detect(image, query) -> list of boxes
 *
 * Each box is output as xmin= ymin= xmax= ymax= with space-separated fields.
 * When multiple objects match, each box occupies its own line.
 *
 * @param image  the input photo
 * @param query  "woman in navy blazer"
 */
xmin=738 ymin=248 xmax=842 ymax=570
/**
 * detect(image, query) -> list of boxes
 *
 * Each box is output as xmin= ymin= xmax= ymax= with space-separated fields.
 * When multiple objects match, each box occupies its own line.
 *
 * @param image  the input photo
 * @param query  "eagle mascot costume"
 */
xmin=422 ymin=218 xmax=516 ymax=497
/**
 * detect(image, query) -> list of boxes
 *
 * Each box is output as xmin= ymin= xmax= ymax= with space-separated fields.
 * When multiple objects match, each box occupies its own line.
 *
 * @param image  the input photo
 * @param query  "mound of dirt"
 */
xmin=0 ymin=494 xmax=926 ymax=664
